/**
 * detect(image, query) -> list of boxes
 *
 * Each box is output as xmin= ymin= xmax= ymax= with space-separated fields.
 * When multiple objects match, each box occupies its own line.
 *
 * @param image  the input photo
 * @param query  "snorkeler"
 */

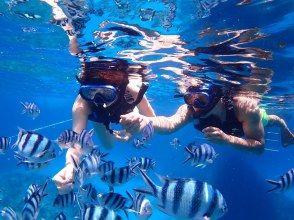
xmin=117 ymin=82 xmax=294 ymax=150
xmin=41 ymin=0 xmax=155 ymax=193
xmin=53 ymin=59 xmax=155 ymax=193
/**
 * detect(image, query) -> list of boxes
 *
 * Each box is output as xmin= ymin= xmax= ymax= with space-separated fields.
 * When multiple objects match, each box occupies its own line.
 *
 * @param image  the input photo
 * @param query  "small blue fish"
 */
xmin=170 ymin=138 xmax=181 ymax=149
xmin=20 ymin=102 xmax=40 ymax=119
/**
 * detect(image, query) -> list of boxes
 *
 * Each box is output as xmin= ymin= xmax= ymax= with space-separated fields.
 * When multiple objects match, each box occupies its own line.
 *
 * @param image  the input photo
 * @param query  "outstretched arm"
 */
xmin=119 ymin=104 xmax=193 ymax=136
xmin=52 ymin=95 xmax=91 ymax=194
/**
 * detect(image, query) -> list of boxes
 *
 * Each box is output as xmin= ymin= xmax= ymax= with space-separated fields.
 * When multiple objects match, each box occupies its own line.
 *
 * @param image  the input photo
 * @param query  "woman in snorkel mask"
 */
xmin=118 ymin=81 xmax=294 ymax=151
xmin=53 ymin=58 xmax=155 ymax=194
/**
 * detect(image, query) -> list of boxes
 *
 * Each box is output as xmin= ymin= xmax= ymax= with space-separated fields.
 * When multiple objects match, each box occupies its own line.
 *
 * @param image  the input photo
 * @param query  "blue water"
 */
xmin=0 ymin=0 xmax=294 ymax=219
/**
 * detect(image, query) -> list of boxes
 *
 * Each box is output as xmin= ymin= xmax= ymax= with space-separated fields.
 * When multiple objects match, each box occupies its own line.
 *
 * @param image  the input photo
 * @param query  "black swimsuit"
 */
xmin=193 ymin=99 xmax=244 ymax=137
xmin=88 ymin=83 xmax=148 ymax=133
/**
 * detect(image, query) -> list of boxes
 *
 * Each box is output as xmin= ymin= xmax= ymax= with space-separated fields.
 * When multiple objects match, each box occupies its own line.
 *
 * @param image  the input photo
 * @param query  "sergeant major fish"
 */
xmin=134 ymin=169 xmax=228 ymax=220
xmin=1 ymin=207 xmax=19 ymax=220
xmin=78 ymin=129 xmax=95 ymax=150
xmin=55 ymin=212 xmax=66 ymax=220
xmin=128 ymin=157 xmax=156 ymax=172
xmin=0 ymin=137 xmax=11 ymax=154
xmin=184 ymin=143 xmax=218 ymax=168
xmin=20 ymin=102 xmax=40 ymax=120
xmin=24 ymin=184 xmax=39 ymax=202
xmin=266 ymin=168 xmax=294 ymax=192
xmin=53 ymin=191 xmax=76 ymax=208
xmin=101 ymin=163 xmax=140 ymax=191
xmin=57 ymin=129 xmax=79 ymax=148
xmin=97 ymin=161 xmax=114 ymax=177
xmin=22 ymin=180 xmax=48 ymax=220
xmin=126 ymin=191 xmax=152 ymax=220
xmin=98 ymin=192 xmax=130 ymax=218
xmin=13 ymin=128 xmax=56 ymax=160
xmin=82 ymin=205 xmax=122 ymax=220
xmin=78 ymin=183 xmax=98 ymax=203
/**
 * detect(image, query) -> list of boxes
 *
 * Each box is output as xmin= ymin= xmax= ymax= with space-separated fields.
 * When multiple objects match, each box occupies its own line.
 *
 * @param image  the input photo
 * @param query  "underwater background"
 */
xmin=0 ymin=0 xmax=294 ymax=219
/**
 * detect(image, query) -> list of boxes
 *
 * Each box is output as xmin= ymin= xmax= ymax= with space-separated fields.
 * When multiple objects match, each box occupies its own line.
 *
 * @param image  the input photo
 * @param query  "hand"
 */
xmin=202 ymin=126 xmax=229 ymax=144
xmin=112 ymin=130 xmax=132 ymax=141
xmin=119 ymin=112 xmax=151 ymax=135
xmin=52 ymin=163 xmax=75 ymax=194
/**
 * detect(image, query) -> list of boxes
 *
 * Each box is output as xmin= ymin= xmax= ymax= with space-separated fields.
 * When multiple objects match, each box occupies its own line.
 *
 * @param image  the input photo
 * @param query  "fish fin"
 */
xmin=88 ymin=128 xmax=95 ymax=137
xmin=157 ymin=204 xmax=169 ymax=215
xmin=123 ymin=210 xmax=129 ymax=219
xmin=133 ymin=188 xmax=153 ymax=196
xmin=203 ymin=215 xmax=210 ymax=220
xmin=207 ymin=159 xmax=213 ymax=164
xmin=195 ymin=164 xmax=205 ymax=168
xmin=125 ymin=208 xmax=139 ymax=214
xmin=266 ymin=179 xmax=281 ymax=192
xmin=20 ymin=102 xmax=26 ymax=107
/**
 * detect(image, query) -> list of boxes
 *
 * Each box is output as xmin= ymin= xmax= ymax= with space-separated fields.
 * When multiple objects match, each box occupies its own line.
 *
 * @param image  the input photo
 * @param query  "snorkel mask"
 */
xmin=79 ymin=84 xmax=119 ymax=107
xmin=184 ymin=83 xmax=222 ymax=115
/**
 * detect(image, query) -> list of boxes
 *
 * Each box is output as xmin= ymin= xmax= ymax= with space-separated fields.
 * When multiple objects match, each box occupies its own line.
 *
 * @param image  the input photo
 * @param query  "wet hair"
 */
xmin=77 ymin=59 xmax=148 ymax=86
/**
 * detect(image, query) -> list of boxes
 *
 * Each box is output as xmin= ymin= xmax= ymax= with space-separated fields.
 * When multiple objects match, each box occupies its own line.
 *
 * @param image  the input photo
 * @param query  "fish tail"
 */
xmin=266 ymin=179 xmax=281 ymax=192
xmin=183 ymin=146 xmax=193 ymax=164
xmin=134 ymin=168 xmax=157 ymax=196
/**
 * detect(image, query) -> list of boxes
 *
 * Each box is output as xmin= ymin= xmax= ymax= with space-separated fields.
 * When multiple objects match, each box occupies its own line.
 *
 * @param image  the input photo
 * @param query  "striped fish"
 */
xmin=126 ymin=191 xmax=152 ymax=220
xmin=141 ymin=121 xmax=154 ymax=141
xmin=82 ymin=205 xmax=122 ymax=220
xmin=266 ymin=168 xmax=294 ymax=192
xmin=0 ymin=137 xmax=11 ymax=154
xmin=55 ymin=212 xmax=66 ymax=220
xmin=13 ymin=128 xmax=55 ymax=160
xmin=134 ymin=169 xmax=228 ymax=220
xmin=98 ymin=161 xmax=115 ymax=177
xmin=53 ymin=190 xmax=76 ymax=208
xmin=101 ymin=163 xmax=140 ymax=190
xmin=128 ymin=157 xmax=156 ymax=172
xmin=78 ymin=129 xmax=95 ymax=150
xmin=79 ymin=149 xmax=106 ymax=177
xmin=20 ymin=102 xmax=40 ymax=120
xmin=24 ymin=184 xmax=39 ymax=202
xmin=79 ymin=183 xmax=98 ymax=203
xmin=1 ymin=207 xmax=19 ymax=220
xmin=98 ymin=192 xmax=129 ymax=211
xmin=57 ymin=129 xmax=79 ymax=148
xmin=22 ymin=180 xmax=48 ymax=220
xmin=133 ymin=121 xmax=154 ymax=149
xmin=133 ymin=138 xmax=146 ymax=149
xmin=184 ymin=143 xmax=218 ymax=168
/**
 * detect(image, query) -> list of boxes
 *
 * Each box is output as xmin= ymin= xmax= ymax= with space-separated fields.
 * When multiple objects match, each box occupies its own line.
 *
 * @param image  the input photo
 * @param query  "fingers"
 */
xmin=112 ymin=130 xmax=131 ymax=141
xmin=202 ymin=126 xmax=219 ymax=133
xmin=52 ymin=166 xmax=74 ymax=194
